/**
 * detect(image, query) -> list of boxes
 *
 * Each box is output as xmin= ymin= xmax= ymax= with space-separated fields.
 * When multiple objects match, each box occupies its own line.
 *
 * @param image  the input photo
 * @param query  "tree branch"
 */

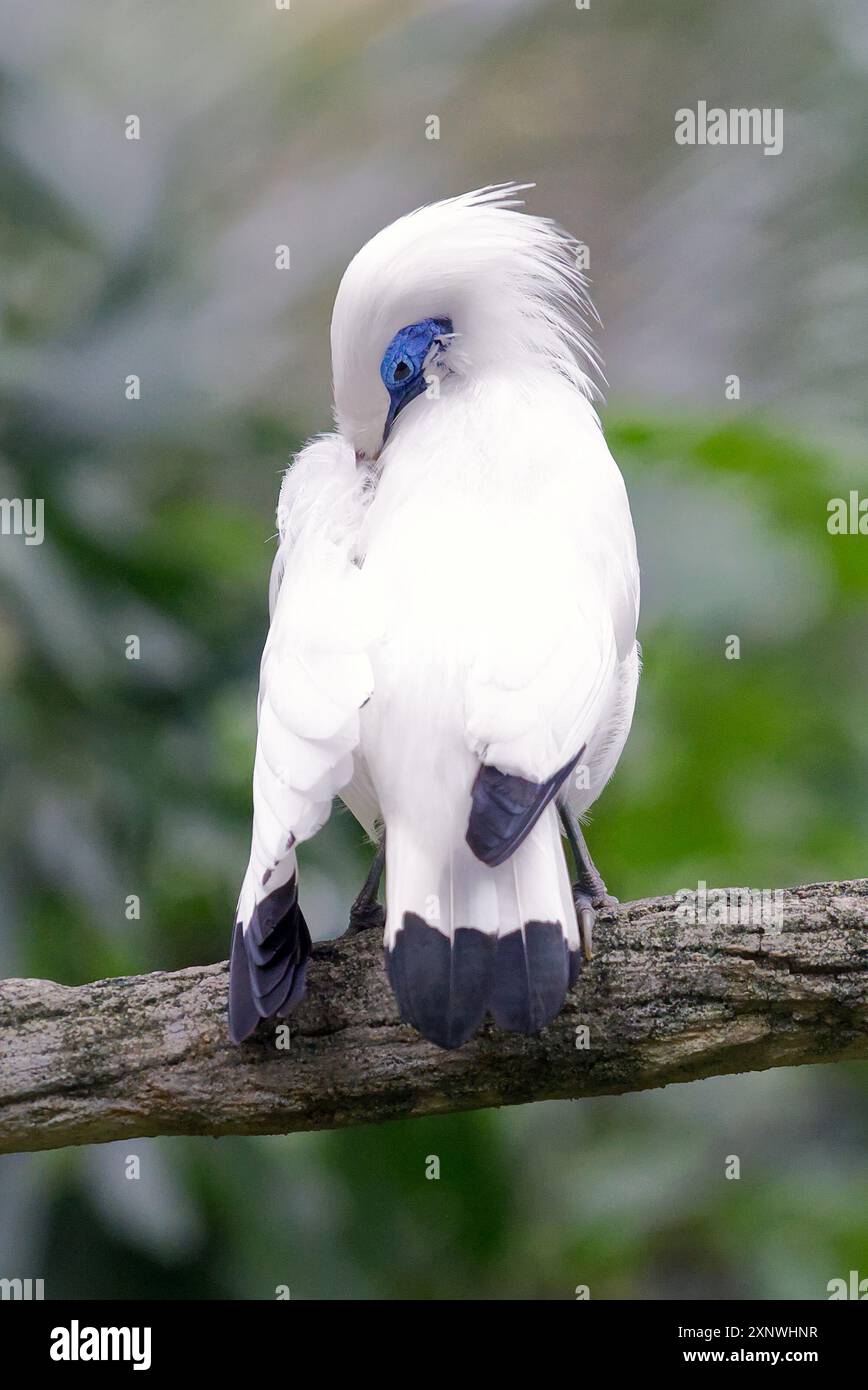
xmin=1 ymin=879 xmax=866 ymax=1156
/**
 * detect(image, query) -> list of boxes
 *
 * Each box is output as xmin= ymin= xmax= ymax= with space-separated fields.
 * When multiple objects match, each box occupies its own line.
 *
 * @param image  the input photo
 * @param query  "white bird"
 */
xmin=228 ymin=185 xmax=640 ymax=1050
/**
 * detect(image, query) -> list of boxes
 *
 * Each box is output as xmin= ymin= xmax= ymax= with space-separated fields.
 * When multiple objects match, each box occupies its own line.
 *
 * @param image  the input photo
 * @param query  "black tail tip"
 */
xmin=386 ymin=914 xmax=579 ymax=1049
xmin=386 ymin=914 xmax=496 ymax=1049
xmin=491 ymin=920 xmax=573 ymax=1034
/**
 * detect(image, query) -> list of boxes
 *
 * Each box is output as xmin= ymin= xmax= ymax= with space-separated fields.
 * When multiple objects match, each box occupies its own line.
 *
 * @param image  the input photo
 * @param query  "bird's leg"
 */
xmin=348 ymin=834 xmax=386 ymax=935
xmin=558 ymin=802 xmax=618 ymax=962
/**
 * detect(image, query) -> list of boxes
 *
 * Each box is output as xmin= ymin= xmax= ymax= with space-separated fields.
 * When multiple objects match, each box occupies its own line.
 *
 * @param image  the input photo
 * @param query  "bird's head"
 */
xmin=330 ymin=184 xmax=599 ymax=460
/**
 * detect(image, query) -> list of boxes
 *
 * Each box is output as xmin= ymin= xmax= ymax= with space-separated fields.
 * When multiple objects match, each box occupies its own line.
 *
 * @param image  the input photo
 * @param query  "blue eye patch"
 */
xmin=379 ymin=316 xmax=452 ymax=442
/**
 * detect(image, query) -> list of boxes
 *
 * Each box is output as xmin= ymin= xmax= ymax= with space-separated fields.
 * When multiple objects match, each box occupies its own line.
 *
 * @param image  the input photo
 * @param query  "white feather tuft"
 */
xmin=331 ymin=184 xmax=603 ymax=458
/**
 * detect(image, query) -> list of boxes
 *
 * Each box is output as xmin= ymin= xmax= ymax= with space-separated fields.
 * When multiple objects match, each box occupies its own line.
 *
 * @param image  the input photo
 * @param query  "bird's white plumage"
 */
xmin=232 ymin=184 xmax=640 ymax=1047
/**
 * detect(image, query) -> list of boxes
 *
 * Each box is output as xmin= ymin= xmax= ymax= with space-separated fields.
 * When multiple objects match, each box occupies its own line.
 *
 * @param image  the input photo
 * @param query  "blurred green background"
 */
xmin=0 ymin=0 xmax=866 ymax=1299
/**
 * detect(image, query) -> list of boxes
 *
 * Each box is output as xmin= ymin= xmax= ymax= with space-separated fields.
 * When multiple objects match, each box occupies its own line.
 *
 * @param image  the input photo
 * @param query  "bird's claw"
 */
xmin=573 ymin=893 xmax=595 ymax=962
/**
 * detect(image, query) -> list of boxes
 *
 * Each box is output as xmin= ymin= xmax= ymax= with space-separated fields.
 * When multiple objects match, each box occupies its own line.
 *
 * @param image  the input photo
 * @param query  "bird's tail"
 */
xmin=384 ymin=805 xmax=579 ymax=1049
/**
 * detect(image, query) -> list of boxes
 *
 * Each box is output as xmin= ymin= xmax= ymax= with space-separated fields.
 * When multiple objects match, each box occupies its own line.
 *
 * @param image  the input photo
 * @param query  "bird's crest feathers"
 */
xmin=331 ymin=184 xmax=602 ymax=457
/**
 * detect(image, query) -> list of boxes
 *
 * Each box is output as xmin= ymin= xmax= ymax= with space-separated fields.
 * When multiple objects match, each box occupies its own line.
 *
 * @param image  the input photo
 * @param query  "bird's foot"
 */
xmin=592 ymin=892 xmax=619 ymax=914
xmin=348 ymin=897 xmax=385 ymax=935
xmin=571 ymin=885 xmax=619 ymax=962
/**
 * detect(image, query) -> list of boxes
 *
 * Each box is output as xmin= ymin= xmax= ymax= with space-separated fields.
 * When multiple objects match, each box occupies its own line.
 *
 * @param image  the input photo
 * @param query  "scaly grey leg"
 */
xmin=558 ymin=802 xmax=618 ymax=961
xmin=348 ymin=835 xmax=386 ymax=934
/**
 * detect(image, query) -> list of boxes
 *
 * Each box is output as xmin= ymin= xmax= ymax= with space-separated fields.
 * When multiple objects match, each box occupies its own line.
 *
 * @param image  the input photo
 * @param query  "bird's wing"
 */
xmin=244 ymin=435 xmax=376 ymax=905
xmin=230 ymin=435 xmax=377 ymax=1038
xmin=464 ymin=443 xmax=639 ymax=865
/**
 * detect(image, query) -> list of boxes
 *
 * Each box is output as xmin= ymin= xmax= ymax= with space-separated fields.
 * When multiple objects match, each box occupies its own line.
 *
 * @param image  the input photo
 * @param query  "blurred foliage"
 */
xmin=0 ymin=0 xmax=866 ymax=1300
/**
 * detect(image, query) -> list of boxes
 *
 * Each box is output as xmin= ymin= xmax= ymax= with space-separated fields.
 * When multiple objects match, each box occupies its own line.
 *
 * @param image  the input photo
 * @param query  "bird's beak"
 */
xmin=382 ymin=396 xmax=400 ymax=448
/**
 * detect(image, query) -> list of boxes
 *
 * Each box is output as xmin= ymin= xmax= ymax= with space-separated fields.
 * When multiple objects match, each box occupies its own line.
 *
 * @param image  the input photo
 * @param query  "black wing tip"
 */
xmin=466 ymin=750 xmax=583 ymax=867
xmin=227 ymin=875 xmax=311 ymax=1045
xmin=464 ymin=822 xmax=513 ymax=868
xmin=228 ymin=921 xmax=261 ymax=1042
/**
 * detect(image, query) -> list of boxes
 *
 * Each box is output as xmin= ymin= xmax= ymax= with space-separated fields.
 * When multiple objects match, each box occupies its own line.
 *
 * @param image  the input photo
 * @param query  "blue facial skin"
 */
xmin=379 ymin=316 xmax=452 ymax=445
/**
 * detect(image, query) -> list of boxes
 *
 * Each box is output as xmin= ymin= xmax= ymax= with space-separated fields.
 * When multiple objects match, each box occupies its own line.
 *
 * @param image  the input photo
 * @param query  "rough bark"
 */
xmin=0 ymin=879 xmax=866 ymax=1156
